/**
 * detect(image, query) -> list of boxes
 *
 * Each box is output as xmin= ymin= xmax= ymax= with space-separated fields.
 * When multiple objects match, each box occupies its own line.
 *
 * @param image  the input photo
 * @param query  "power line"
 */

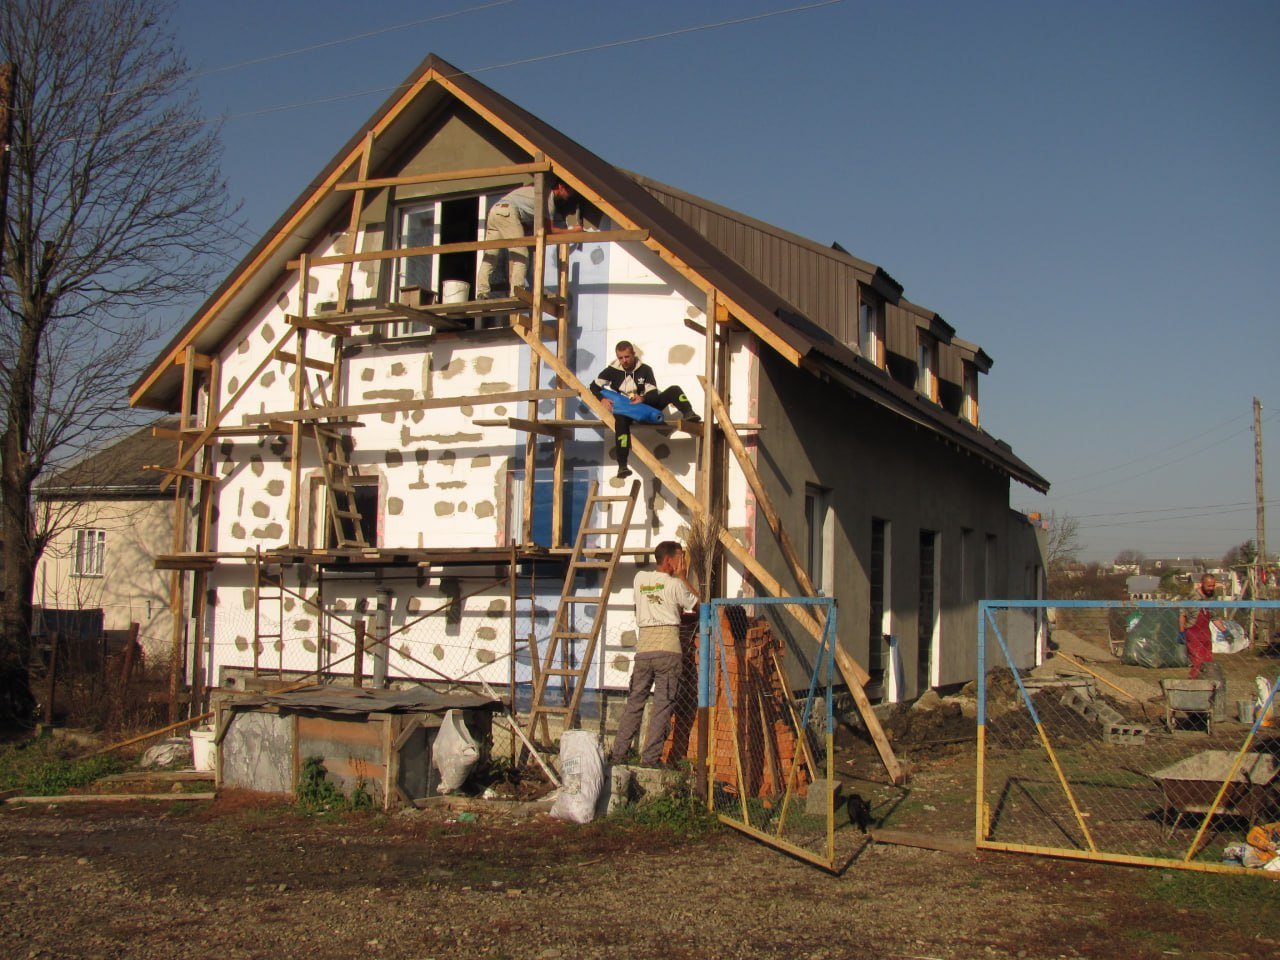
xmin=1065 ymin=498 xmax=1280 ymax=521
xmin=1051 ymin=412 xmax=1245 ymax=484
xmin=192 ymin=1 xmax=849 ymax=126
xmin=1052 ymin=421 xmax=1255 ymax=499
xmin=191 ymin=1 xmax=519 ymax=79
xmin=1074 ymin=504 xmax=1259 ymax=529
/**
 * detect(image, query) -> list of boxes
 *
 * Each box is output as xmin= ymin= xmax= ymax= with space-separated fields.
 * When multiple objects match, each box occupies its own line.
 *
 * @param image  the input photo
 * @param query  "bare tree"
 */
xmin=1044 ymin=511 xmax=1081 ymax=575
xmin=0 ymin=0 xmax=237 ymax=721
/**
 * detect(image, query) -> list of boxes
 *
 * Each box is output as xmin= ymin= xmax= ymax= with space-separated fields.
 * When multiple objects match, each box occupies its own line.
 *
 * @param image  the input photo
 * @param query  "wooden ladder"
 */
xmin=309 ymin=422 xmax=368 ymax=548
xmin=252 ymin=548 xmax=284 ymax=677
xmin=524 ymin=479 xmax=640 ymax=747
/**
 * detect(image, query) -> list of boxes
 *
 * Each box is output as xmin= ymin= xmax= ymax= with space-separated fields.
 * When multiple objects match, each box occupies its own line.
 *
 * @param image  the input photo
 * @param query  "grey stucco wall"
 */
xmin=752 ymin=353 xmax=1043 ymax=700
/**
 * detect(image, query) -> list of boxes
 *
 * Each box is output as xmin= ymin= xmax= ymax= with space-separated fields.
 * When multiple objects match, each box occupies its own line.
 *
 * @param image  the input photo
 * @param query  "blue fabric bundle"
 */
xmin=600 ymin=388 xmax=663 ymax=424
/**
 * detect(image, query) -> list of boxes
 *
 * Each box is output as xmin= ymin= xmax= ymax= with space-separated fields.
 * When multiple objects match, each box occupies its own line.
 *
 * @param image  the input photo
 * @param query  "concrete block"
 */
xmin=805 ymin=777 xmax=842 ymax=817
xmin=1103 ymin=723 xmax=1148 ymax=746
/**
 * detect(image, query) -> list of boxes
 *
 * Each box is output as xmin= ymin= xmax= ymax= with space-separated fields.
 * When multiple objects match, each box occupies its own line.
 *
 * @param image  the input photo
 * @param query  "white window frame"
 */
xmin=858 ymin=290 xmax=884 ymax=367
xmin=963 ymin=362 xmax=980 ymax=425
xmin=804 ymin=484 xmax=834 ymax=594
xmin=919 ymin=528 xmax=942 ymax=690
xmin=73 ymin=528 xmax=106 ymax=578
xmin=870 ymin=517 xmax=896 ymax=702
xmin=391 ymin=192 xmax=506 ymax=338
xmin=916 ymin=333 xmax=937 ymax=400
xmin=391 ymin=200 xmax=441 ymax=339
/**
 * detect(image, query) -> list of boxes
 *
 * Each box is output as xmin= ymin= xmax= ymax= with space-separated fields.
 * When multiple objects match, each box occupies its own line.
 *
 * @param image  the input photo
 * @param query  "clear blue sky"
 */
xmin=169 ymin=0 xmax=1280 ymax=564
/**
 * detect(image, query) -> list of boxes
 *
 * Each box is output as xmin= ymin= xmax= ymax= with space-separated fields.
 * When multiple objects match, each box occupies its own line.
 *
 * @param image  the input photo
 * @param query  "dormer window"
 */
xmin=916 ymin=333 xmax=937 ymax=401
xmin=963 ymin=362 xmax=980 ymax=425
xmin=858 ymin=288 xmax=884 ymax=367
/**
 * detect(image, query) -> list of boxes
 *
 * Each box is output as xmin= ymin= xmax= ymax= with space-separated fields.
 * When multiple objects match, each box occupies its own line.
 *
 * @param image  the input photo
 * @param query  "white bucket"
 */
xmin=190 ymin=727 xmax=216 ymax=772
xmin=442 ymin=280 xmax=471 ymax=303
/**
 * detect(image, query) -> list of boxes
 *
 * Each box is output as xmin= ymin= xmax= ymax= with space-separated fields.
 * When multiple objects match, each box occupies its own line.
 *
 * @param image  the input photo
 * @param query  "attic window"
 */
xmin=391 ymin=192 xmax=507 ymax=336
xmin=916 ymin=333 xmax=937 ymax=401
xmin=963 ymin=362 xmax=979 ymax=426
xmin=857 ymin=288 xmax=884 ymax=367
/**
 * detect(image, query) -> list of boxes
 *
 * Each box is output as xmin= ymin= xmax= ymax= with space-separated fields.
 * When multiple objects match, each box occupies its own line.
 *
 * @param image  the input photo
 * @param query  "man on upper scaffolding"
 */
xmin=475 ymin=178 xmax=579 ymax=299
xmin=590 ymin=340 xmax=700 ymax=479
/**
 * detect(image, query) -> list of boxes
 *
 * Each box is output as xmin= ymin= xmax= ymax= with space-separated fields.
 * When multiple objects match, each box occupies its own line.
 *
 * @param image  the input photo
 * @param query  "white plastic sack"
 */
xmin=433 ymin=709 xmax=480 ymax=794
xmin=1211 ymin=620 xmax=1250 ymax=655
xmin=140 ymin=737 xmax=191 ymax=769
xmin=549 ymin=730 xmax=604 ymax=824
xmin=1256 ymin=676 xmax=1276 ymax=725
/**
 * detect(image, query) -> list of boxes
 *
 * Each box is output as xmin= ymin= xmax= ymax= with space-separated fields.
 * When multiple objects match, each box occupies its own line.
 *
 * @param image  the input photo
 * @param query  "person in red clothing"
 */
xmin=1179 ymin=573 xmax=1224 ymax=679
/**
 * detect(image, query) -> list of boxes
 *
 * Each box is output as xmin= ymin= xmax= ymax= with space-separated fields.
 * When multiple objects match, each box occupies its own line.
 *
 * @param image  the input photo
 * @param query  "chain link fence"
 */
xmin=978 ymin=599 xmax=1280 ymax=875
xmin=701 ymin=598 xmax=864 ymax=871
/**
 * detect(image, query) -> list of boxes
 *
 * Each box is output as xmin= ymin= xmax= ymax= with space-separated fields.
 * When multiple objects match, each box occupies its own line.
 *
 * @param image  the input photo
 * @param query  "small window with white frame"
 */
xmin=916 ymin=333 xmax=937 ymax=401
xmin=73 ymin=528 xmax=105 ymax=577
xmin=858 ymin=288 xmax=884 ymax=367
xmin=962 ymin=361 xmax=979 ymax=425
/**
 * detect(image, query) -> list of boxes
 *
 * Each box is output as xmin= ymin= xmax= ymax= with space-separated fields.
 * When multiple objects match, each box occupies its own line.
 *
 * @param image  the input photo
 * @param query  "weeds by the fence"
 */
xmin=295 ymin=756 xmax=374 ymax=815
xmin=0 ymin=734 xmax=123 ymax=795
xmin=610 ymin=775 xmax=719 ymax=839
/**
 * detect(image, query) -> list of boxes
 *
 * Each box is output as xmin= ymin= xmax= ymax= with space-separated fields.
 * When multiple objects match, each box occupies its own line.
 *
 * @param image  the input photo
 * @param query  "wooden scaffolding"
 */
xmin=147 ymin=150 xmax=903 ymax=783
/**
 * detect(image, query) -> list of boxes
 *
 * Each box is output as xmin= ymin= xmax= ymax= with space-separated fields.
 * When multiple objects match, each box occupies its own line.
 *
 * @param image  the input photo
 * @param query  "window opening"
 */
xmin=73 ymin=528 xmax=106 ymax=577
xmin=963 ymin=362 xmax=980 ymax=425
xmin=858 ymin=291 xmax=884 ymax=366
xmin=804 ymin=485 xmax=834 ymax=594
xmin=916 ymin=334 xmax=936 ymax=400
xmin=311 ymin=475 xmax=380 ymax=548
xmin=868 ymin=518 xmax=890 ymax=697
xmin=509 ymin=467 xmax=592 ymax=550
xmin=917 ymin=529 xmax=939 ymax=692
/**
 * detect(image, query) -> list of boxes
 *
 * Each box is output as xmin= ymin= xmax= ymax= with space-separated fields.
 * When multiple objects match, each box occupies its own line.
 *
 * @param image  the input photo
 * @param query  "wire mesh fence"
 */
xmin=701 ymin=597 xmax=866 ymax=871
xmin=978 ymin=599 xmax=1280 ymax=875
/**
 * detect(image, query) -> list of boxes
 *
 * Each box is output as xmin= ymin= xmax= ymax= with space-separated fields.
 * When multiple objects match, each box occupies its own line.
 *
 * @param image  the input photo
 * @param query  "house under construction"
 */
xmin=128 ymin=55 xmax=1049 ymax=779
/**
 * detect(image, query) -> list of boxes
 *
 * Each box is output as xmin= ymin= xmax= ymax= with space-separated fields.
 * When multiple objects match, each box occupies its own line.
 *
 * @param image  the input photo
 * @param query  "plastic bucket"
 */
xmin=442 ymin=280 xmax=471 ymax=303
xmin=190 ymin=727 xmax=216 ymax=772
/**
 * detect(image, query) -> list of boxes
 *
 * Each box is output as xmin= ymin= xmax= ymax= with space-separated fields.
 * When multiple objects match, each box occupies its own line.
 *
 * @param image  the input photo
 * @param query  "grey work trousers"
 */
xmin=610 ymin=651 xmax=682 ymax=765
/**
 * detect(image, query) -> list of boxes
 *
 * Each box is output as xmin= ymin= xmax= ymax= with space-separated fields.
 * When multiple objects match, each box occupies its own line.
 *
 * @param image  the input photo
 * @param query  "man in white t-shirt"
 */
xmin=609 ymin=540 xmax=700 ymax=767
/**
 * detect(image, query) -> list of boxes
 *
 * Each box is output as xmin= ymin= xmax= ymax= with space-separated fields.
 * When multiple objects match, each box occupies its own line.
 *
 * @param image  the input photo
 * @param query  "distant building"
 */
xmin=34 ymin=420 xmax=177 ymax=661
xmin=1125 ymin=575 xmax=1162 ymax=599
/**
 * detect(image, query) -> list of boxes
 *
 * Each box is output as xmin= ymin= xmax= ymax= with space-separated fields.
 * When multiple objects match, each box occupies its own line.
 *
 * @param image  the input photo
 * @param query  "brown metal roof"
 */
xmin=130 ymin=53 xmax=1046 ymax=492
xmin=36 ymin=418 xmax=179 ymax=499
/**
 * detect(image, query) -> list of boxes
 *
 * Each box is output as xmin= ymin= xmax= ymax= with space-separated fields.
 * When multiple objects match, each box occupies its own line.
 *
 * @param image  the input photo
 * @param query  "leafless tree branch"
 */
xmin=1 ymin=0 xmax=240 ymax=719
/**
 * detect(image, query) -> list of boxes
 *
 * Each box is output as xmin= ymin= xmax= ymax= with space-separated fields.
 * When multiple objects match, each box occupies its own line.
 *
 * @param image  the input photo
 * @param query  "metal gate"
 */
xmin=701 ymin=597 xmax=859 ymax=870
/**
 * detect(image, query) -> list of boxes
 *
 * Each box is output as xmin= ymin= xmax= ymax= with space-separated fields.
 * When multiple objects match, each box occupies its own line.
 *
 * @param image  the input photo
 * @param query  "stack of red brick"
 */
xmin=663 ymin=608 xmax=811 ymax=797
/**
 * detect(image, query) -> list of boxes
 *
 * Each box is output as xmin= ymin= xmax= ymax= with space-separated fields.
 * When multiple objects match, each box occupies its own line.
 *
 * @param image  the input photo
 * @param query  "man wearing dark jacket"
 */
xmin=590 ymin=341 xmax=700 ymax=478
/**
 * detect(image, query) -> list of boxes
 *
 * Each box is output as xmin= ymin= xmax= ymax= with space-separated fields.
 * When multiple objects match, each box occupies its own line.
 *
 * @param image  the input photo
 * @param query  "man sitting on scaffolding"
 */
xmin=590 ymin=340 xmax=700 ymax=479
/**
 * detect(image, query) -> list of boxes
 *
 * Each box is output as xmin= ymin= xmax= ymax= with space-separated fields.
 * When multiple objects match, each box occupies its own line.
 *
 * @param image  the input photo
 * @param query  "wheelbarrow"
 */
xmin=1160 ymin=678 xmax=1219 ymax=734
xmin=1150 ymin=750 xmax=1279 ymax=838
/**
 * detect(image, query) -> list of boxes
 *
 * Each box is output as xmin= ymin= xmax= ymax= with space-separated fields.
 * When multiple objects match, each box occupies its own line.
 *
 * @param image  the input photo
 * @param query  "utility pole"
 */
xmin=0 ymin=62 xmax=14 ymax=262
xmin=1255 ymin=398 xmax=1266 ymax=564
xmin=1253 ymin=397 xmax=1267 ymax=641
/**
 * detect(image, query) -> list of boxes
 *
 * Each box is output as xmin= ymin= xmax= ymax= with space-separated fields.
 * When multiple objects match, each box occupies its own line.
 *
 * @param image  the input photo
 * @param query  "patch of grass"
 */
xmin=0 ymin=733 xmax=123 ymax=795
xmin=1146 ymin=868 xmax=1280 ymax=925
xmin=611 ymin=776 xmax=720 ymax=839
xmin=1123 ymin=927 xmax=1180 ymax=950
xmin=295 ymin=756 xmax=375 ymax=815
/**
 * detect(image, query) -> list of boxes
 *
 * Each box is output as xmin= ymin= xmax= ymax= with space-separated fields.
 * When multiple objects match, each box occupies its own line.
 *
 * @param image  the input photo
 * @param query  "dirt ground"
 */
xmin=3 ymin=790 xmax=1279 ymax=960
